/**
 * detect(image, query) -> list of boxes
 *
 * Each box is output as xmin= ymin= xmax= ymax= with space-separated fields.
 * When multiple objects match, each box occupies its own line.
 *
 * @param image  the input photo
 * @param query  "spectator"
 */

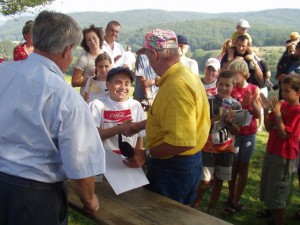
xmin=259 ymin=75 xmax=300 ymax=225
xmin=84 ymin=52 xmax=112 ymax=103
xmin=0 ymin=11 xmax=106 ymax=225
xmin=123 ymin=29 xmax=210 ymax=205
xmin=221 ymin=35 xmax=265 ymax=88
xmin=191 ymin=70 xmax=241 ymax=214
xmin=177 ymin=34 xmax=199 ymax=75
xmin=217 ymin=38 xmax=232 ymax=62
xmin=201 ymin=58 xmax=220 ymax=96
xmin=133 ymin=53 xmax=159 ymax=111
xmin=276 ymin=40 xmax=300 ymax=100
xmin=281 ymin=32 xmax=300 ymax=58
xmin=227 ymin=19 xmax=253 ymax=62
xmin=102 ymin=21 xmax=126 ymax=68
xmin=72 ymin=25 xmax=105 ymax=97
xmin=123 ymin=45 xmax=136 ymax=70
xmin=223 ymin=58 xmax=261 ymax=216
xmin=13 ymin=20 xmax=34 ymax=61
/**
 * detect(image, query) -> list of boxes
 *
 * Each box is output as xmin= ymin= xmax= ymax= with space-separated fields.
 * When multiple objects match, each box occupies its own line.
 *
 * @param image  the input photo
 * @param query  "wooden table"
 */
xmin=68 ymin=181 xmax=232 ymax=225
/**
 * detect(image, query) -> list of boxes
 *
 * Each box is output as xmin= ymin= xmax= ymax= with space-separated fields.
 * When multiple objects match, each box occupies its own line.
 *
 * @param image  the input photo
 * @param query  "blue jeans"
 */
xmin=145 ymin=152 xmax=202 ymax=205
xmin=234 ymin=134 xmax=256 ymax=163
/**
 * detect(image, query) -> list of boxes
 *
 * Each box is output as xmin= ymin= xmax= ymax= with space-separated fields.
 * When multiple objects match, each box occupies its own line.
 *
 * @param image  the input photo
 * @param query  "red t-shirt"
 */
xmin=13 ymin=43 xmax=29 ymax=61
xmin=231 ymin=83 xmax=258 ymax=135
xmin=267 ymin=101 xmax=300 ymax=159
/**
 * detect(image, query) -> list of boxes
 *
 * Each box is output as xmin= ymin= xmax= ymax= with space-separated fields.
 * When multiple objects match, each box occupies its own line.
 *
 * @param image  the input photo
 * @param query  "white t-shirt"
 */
xmin=84 ymin=77 xmax=109 ymax=103
xmin=180 ymin=56 xmax=199 ymax=75
xmin=102 ymin=41 xmax=125 ymax=68
xmin=89 ymin=96 xmax=146 ymax=152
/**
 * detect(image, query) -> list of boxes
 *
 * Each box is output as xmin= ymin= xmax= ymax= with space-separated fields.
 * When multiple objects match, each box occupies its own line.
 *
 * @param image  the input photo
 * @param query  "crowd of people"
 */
xmin=0 ymin=12 xmax=300 ymax=225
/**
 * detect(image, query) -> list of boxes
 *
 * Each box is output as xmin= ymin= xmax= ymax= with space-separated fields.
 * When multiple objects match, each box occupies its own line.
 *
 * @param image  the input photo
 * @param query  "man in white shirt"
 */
xmin=177 ymin=34 xmax=199 ymax=75
xmin=102 ymin=20 xmax=126 ymax=68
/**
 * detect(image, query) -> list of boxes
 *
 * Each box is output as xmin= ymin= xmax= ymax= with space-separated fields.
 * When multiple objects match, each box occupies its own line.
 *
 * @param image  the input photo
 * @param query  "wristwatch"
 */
xmin=145 ymin=149 xmax=151 ymax=158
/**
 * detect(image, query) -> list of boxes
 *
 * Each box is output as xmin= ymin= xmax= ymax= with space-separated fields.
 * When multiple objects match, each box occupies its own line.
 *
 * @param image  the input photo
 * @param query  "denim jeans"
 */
xmin=145 ymin=151 xmax=202 ymax=205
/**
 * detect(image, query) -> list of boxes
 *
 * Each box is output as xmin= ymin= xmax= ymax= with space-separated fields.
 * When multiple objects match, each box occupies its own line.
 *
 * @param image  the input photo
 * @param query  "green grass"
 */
xmin=65 ymin=74 xmax=300 ymax=225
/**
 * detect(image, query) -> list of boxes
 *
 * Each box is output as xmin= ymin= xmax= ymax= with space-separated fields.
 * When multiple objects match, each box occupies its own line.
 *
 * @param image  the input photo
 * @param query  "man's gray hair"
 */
xmin=32 ymin=11 xmax=83 ymax=54
xmin=156 ymin=48 xmax=179 ymax=59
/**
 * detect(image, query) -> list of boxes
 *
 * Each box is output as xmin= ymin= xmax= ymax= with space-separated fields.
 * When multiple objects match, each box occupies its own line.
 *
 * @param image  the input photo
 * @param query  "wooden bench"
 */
xmin=68 ymin=180 xmax=232 ymax=225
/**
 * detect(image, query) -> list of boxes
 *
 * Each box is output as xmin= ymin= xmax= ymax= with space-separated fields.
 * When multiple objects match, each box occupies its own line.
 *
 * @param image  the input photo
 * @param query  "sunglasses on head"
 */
xmin=118 ymin=133 xmax=134 ymax=157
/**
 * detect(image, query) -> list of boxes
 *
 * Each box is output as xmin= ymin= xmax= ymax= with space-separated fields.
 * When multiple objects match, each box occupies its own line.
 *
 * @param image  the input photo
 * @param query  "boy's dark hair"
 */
xmin=81 ymin=25 xmax=104 ymax=52
xmin=217 ymin=69 xmax=236 ymax=85
xmin=281 ymin=74 xmax=300 ymax=92
xmin=236 ymin=35 xmax=250 ymax=43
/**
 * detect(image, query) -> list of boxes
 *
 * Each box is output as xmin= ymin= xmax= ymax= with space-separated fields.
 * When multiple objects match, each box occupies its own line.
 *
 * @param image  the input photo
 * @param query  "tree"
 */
xmin=0 ymin=0 xmax=54 ymax=16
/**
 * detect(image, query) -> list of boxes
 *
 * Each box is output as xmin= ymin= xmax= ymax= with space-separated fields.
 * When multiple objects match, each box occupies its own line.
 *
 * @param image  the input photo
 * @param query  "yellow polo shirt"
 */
xmin=146 ymin=62 xmax=210 ymax=156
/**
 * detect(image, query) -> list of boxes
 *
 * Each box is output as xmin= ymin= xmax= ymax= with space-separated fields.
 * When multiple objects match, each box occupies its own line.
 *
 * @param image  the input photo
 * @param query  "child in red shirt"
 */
xmin=259 ymin=75 xmax=300 ymax=225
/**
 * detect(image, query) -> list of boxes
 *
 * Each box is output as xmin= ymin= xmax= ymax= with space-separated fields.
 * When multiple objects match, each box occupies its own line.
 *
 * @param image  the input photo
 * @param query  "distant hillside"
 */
xmin=0 ymin=9 xmax=299 ymax=51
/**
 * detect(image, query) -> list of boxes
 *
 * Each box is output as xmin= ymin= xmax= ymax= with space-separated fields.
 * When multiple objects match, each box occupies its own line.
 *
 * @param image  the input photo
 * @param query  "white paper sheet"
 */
xmin=104 ymin=150 xmax=149 ymax=195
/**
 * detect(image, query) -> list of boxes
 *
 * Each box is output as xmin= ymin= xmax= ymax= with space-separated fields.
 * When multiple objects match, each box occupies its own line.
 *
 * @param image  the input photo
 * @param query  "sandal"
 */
xmin=231 ymin=202 xmax=246 ymax=212
xmin=222 ymin=206 xmax=236 ymax=217
xmin=256 ymin=209 xmax=272 ymax=218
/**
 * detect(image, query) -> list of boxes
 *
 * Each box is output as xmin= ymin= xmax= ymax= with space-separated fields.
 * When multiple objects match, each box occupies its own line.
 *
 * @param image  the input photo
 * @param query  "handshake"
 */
xmin=120 ymin=120 xmax=146 ymax=137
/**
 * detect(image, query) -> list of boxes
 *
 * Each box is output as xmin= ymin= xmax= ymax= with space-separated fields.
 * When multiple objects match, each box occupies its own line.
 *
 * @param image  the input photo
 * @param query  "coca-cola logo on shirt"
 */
xmin=104 ymin=109 xmax=132 ymax=123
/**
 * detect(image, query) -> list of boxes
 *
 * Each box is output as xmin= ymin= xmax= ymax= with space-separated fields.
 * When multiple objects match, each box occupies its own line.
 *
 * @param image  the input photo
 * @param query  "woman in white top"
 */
xmin=72 ymin=25 xmax=104 ymax=96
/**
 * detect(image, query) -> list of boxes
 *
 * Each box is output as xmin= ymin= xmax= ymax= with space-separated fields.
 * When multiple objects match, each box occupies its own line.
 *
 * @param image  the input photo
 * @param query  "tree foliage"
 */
xmin=0 ymin=0 xmax=54 ymax=15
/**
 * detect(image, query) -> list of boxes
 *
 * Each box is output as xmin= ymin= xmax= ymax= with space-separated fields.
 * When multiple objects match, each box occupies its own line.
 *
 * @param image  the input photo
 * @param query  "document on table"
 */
xmin=104 ymin=150 xmax=149 ymax=195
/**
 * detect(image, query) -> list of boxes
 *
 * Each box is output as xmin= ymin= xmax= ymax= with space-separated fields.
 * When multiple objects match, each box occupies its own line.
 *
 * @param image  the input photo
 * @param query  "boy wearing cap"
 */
xmin=228 ymin=19 xmax=253 ymax=61
xmin=89 ymin=67 xmax=146 ymax=167
xmin=201 ymin=58 xmax=221 ymax=96
xmin=124 ymin=29 xmax=210 ymax=204
xmin=177 ymin=34 xmax=199 ymax=75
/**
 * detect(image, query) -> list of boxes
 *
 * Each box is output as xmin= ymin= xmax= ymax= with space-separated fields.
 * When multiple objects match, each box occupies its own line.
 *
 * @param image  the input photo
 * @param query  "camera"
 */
xmin=265 ymin=79 xmax=279 ymax=91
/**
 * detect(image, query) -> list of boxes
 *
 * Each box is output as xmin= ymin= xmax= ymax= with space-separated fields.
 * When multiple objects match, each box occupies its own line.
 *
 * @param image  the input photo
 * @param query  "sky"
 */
xmin=45 ymin=0 xmax=300 ymax=14
xmin=1 ymin=0 xmax=300 ymax=21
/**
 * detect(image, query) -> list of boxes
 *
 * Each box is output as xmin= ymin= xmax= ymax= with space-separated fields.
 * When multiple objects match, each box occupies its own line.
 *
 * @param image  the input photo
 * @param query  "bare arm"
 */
xmin=69 ymin=177 xmax=99 ymax=214
xmin=269 ymin=97 xmax=288 ymax=139
xmin=251 ymin=88 xmax=262 ymax=119
xmin=123 ymin=120 xmax=147 ymax=136
xmin=245 ymin=54 xmax=264 ymax=86
xmin=148 ymin=143 xmax=193 ymax=159
xmin=98 ymin=120 xmax=132 ymax=140
xmin=72 ymin=68 xmax=88 ymax=87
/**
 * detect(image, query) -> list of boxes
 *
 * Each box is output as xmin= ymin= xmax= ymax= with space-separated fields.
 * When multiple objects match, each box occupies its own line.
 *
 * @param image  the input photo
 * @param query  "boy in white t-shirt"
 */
xmin=89 ymin=67 xmax=146 ymax=167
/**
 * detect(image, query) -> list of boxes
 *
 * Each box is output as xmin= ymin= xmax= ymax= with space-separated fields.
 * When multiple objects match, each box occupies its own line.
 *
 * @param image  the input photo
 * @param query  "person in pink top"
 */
xmin=258 ymin=75 xmax=300 ymax=225
xmin=223 ymin=58 xmax=261 ymax=216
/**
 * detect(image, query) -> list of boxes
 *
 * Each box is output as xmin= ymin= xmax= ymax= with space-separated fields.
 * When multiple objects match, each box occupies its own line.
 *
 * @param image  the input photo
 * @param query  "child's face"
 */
xmin=106 ymin=73 xmax=132 ymax=102
xmin=96 ymin=59 xmax=111 ymax=80
xmin=216 ymin=77 xmax=234 ymax=99
xmin=204 ymin=66 xmax=218 ymax=82
xmin=281 ymin=83 xmax=300 ymax=105
xmin=235 ymin=72 xmax=245 ymax=85
xmin=237 ymin=26 xmax=247 ymax=35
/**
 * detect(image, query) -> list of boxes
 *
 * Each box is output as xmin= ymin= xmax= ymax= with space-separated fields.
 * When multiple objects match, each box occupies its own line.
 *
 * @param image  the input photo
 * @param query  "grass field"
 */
xmin=64 ymin=75 xmax=300 ymax=225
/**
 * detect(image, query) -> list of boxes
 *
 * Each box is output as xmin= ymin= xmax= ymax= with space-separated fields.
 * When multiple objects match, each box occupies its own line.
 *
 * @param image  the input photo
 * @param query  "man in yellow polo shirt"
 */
xmin=124 ymin=29 xmax=210 ymax=205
